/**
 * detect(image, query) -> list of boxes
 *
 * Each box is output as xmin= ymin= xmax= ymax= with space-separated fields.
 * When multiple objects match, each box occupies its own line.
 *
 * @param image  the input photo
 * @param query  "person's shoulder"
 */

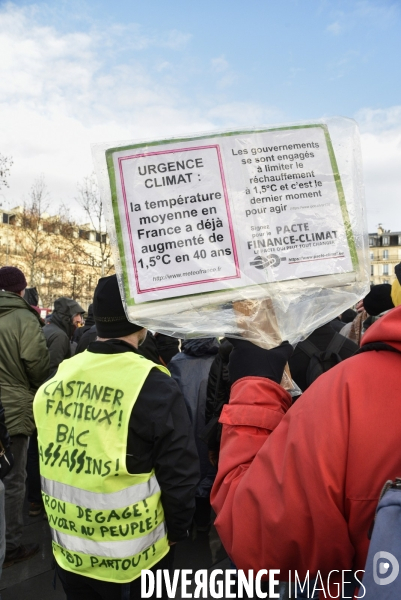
xmin=146 ymin=366 xmax=177 ymax=385
xmin=141 ymin=368 xmax=181 ymax=401
xmin=131 ymin=368 xmax=184 ymax=426
xmin=12 ymin=303 xmax=42 ymax=326
xmin=169 ymin=352 xmax=186 ymax=363
xmin=43 ymin=323 xmax=68 ymax=340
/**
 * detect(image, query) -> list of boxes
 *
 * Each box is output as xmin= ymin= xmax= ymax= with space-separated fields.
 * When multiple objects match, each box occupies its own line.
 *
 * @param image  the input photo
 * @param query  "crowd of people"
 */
xmin=0 ymin=262 xmax=400 ymax=599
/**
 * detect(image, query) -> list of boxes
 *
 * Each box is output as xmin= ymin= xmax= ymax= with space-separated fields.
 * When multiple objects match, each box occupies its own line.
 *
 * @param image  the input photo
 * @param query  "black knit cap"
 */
xmin=93 ymin=275 xmax=143 ymax=338
xmin=0 ymin=266 xmax=27 ymax=293
xmin=363 ymin=283 xmax=394 ymax=316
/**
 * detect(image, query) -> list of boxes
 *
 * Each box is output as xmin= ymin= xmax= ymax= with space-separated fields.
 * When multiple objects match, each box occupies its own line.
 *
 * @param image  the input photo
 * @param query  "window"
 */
xmin=383 ymin=250 xmax=389 ymax=259
xmin=371 ymin=264 xmax=374 ymax=276
xmin=370 ymin=251 xmax=374 ymax=260
xmin=398 ymin=235 xmax=401 ymax=246
xmin=369 ymin=237 xmax=376 ymax=246
xmin=382 ymin=236 xmax=390 ymax=246
xmin=2 ymin=213 xmax=15 ymax=225
xmin=383 ymin=264 xmax=389 ymax=275
xmin=383 ymin=279 xmax=389 ymax=284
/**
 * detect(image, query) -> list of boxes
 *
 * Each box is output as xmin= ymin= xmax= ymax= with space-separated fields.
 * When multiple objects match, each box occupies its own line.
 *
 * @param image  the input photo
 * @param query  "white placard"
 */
xmin=107 ymin=124 xmax=356 ymax=306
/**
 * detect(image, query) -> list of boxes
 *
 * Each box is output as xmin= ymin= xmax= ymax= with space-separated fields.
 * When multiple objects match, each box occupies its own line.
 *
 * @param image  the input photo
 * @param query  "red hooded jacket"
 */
xmin=211 ymin=306 xmax=401 ymax=586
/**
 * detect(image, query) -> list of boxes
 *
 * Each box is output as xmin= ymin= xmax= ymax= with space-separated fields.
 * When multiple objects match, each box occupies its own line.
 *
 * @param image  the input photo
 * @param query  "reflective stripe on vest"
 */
xmin=51 ymin=522 xmax=167 ymax=558
xmin=41 ymin=475 xmax=161 ymax=510
xmin=34 ymin=350 xmax=170 ymax=583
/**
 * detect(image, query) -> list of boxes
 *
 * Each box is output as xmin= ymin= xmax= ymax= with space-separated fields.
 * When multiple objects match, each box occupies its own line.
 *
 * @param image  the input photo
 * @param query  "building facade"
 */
xmin=369 ymin=225 xmax=401 ymax=286
xmin=0 ymin=206 xmax=113 ymax=310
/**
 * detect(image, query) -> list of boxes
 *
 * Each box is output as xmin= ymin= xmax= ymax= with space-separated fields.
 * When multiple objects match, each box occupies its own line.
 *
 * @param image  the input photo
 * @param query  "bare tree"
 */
xmin=4 ymin=176 xmax=110 ymax=308
xmin=55 ymin=204 xmax=100 ymax=302
xmin=12 ymin=178 xmax=86 ymax=304
xmin=14 ymin=176 xmax=53 ymax=290
xmin=76 ymin=174 xmax=113 ymax=276
xmin=0 ymin=153 xmax=13 ymax=189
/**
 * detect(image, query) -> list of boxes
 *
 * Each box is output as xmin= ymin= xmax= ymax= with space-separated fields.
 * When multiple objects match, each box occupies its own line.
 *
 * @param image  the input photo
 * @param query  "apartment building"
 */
xmin=369 ymin=225 xmax=401 ymax=285
xmin=0 ymin=206 xmax=113 ymax=309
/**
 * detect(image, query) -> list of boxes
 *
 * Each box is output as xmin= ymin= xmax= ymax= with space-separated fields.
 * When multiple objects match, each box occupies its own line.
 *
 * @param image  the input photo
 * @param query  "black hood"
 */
xmin=50 ymin=297 xmax=84 ymax=337
xmin=24 ymin=287 xmax=39 ymax=306
xmin=181 ymin=337 xmax=219 ymax=357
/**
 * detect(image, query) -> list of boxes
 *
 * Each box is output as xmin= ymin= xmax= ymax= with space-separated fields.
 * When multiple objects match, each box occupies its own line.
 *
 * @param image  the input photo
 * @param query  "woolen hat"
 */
xmin=0 ymin=266 xmax=27 ymax=293
xmin=93 ymin=274 xmax=143 ymax=338
xmin=363 ymin=283 xmax=394 ymax=316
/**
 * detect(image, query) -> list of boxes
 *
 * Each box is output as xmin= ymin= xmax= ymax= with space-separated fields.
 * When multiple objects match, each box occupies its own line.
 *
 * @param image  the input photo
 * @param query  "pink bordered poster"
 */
xmin=102 ymin=123 xmax=360 ymax=315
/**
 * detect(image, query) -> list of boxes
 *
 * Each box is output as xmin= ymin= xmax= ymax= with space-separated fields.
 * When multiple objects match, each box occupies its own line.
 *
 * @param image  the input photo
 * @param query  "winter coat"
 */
xmin=43 ymin=297 xmax=84 ymax=376
xmin=0 ymin=291 xmax=49 ymax=436
xmin=170 ymin=338 xmax=219 ymax=424
xmin=86 ymin=339 xmax=199 ymax=541
xmin=170 ymin=338 xmax=219 ymax=497
xmin=204 ymin=339 xmax=233 ymax=453
xmin=211 ymin=306 xmax=401 ymax=586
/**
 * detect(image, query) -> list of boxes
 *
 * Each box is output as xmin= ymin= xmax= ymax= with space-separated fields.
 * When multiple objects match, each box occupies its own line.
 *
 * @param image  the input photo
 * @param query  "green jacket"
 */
xmin=0 ymin=291 xmax=49 ymax=436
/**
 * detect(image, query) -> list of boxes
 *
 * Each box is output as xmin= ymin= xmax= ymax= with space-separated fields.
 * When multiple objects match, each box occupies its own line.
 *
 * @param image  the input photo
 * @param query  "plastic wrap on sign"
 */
xmin=92 ymin=117 xmax=370 ymax=349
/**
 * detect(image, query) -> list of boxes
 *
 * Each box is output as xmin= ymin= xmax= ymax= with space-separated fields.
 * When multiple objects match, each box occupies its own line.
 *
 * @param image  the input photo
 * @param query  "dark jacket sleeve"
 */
xmin=19 ymin=313 xmax=50 ymax=390
xmin=44 ymin=326 xmax=71 ymax=376
xmin=205 ymin=344 xmax=232 ymax=452
xmin=128 ymin=370 xmax=200 ymax=542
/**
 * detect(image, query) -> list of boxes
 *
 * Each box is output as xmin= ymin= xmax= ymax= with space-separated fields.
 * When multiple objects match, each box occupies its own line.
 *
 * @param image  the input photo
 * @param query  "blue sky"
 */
xmin=1 ymin=0 xmax=400 ymax=230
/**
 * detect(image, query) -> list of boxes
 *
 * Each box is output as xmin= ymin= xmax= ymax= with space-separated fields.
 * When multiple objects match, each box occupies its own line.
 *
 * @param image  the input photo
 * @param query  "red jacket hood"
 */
xmin=361 ymin=305 xmax=401 ymax=352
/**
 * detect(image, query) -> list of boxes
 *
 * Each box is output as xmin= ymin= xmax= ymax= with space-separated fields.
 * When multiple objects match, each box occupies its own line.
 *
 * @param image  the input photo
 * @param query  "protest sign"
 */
xmin=93 ymin=117 xmax=369 ymax=347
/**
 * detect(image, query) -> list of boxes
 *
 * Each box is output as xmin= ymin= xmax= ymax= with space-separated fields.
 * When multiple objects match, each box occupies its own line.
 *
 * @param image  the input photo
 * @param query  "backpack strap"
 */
xmin=298 ymin=339 xmax=320 ymax=358
xmin=323 ymin=332 xmax=346 ymax=360
xmin=356 ymin=342 xmax=401 ymax=355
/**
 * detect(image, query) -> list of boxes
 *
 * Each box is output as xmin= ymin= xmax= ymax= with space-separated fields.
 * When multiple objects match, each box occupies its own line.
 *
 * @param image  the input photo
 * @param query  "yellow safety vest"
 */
xmin=33 ymin=349 xmax=170 ymax=583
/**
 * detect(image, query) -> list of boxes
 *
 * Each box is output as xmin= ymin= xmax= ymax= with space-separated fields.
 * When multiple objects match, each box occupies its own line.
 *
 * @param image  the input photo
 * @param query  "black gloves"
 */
xmin=227 ymin=338 xmax=293 ymax=385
